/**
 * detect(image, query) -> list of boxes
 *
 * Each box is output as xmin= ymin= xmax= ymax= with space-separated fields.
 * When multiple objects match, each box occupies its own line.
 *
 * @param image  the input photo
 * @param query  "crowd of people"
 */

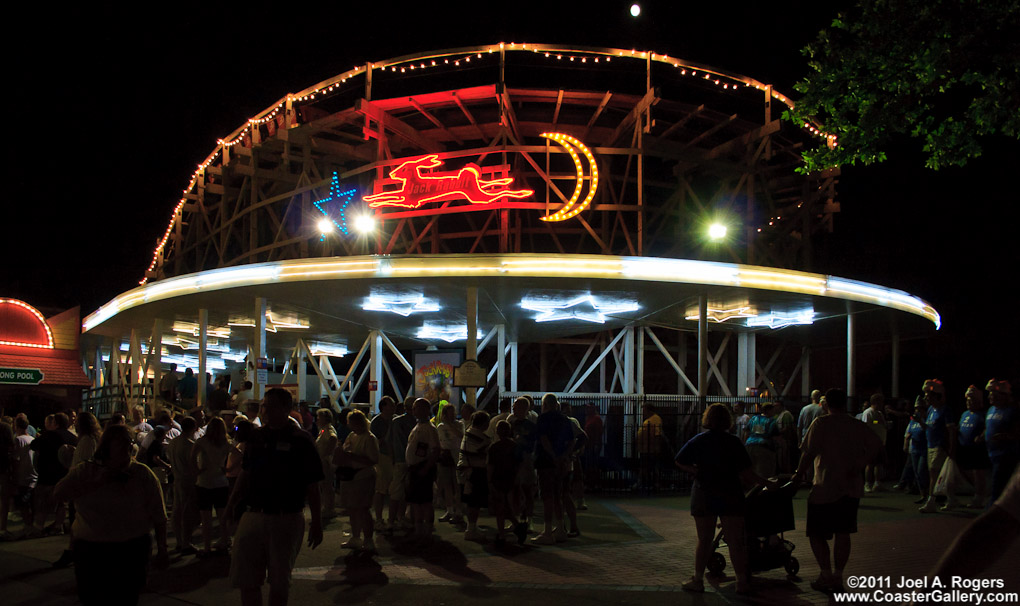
xmin=673 ymin=378 xmax=1019 ymax=595
xmin=1 ymin=371 xmax=1017 ymax=604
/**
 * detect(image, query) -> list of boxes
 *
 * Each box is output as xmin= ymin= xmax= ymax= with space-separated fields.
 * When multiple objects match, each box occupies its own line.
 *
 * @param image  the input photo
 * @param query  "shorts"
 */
xmin=389 ymin=462 xmax=408 ymax=501
xmin=229 ymin=512 xmax=304 ymax=590
xmin=806 ymin=496 xmax=860 ymax=539
xmin=375 ymin=454 xmax=394 ymax=494
xmin=406 ymin=463 xmax=436 ymax=505
xmin=196 ymin=486 xmax=229 ymax=511
xmin=339 ymin=474 xmax=376 ymax=509
xmin=927 ymin=447 xmax=948 ymax=477
xmin=690 ymin=485 xmax=745 ymax=518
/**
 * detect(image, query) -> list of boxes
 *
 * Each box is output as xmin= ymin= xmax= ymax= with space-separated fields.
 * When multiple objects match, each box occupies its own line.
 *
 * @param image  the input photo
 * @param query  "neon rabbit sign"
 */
xmin=363 ymin=155 xmax=533 ymax=209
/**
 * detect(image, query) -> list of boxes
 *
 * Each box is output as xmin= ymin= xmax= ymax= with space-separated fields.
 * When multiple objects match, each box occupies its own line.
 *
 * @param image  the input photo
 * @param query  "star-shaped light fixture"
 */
xmin=363 ymin=294 xmax=441 ymax=316
xmin=746 ymin=309 xmax=814 ymax=329
xmin=521 ymin=295 xmax=639 ymax=324
xmin=417 ymin=323 xmax=485 ymax=343
xmin=314 ymin=172 xmax=358 ymax=236
xmin=685 ymin=305 xmax=757 ymax=323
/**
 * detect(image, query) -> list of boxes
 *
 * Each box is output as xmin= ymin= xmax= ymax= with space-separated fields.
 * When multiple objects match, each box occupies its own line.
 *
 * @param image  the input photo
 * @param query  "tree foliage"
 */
xmin=787 ymin=0 xmax=1020 ymax=171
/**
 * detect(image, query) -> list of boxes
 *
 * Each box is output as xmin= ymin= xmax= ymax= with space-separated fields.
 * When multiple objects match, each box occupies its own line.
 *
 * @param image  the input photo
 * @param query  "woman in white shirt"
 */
xmin=333 ymin=410 xmax=379 ymax=552
xmin=436 ymin=404 xmax=464 ymax=524
xmin=190 ymin=417 xmax=232 ymax=555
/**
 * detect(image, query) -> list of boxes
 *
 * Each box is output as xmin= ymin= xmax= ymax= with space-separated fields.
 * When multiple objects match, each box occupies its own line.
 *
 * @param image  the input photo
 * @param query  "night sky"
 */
xmin=3 ymin=1 xmax=1017 ymax=396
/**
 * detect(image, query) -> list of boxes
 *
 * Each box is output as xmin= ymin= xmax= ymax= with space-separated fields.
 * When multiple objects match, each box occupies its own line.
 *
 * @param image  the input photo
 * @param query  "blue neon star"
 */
xmin=314 ymin=172 xmax=358 ymax=236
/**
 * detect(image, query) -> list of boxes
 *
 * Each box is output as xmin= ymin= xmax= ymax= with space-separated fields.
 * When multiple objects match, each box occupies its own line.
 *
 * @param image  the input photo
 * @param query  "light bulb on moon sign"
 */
xmin=630 ymin=4 xmax=641 ymax=17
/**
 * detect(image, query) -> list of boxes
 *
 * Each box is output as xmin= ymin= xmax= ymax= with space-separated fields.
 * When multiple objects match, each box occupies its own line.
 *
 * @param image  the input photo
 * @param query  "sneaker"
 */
xmin=553 ymin=527 xmax=568 ymax=543
xmin=530 ymin=532 xmax=555 ymax=545
xmin=464 ymin=528 xmax=484 ymax=541
xmin=576 ymin=499 xmax=588 ymax=511
xmin=864 ymin=483 xmax=874 ymax=493
xmin=939 ymin=501 xmax=959 ymax=512
xmin=376 ymin=519 xmax=391 ymax=531
xmin=891 ymin=482 xmax=907 ymax=491
xmin=438 ymin=512 xmax=453 ymax=523
xmin=919 ymin=499 xmax=938 ymax=513
xmin=871 ymin=483 xmax=884 ymax=492
xmin=681 ymin=577 xmax=705 ymax=593
xmin=341 ymin=537 xmax=363 ymax=549
xmin=362 ymin=538 xmax=376 ymax=552
xmin=567 ymin=528 xmax=581 ymax=538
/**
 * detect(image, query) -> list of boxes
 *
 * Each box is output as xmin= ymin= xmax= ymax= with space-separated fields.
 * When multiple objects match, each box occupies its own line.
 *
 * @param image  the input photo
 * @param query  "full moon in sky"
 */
xmin=630 ymin=4 xmax=641 ymax=17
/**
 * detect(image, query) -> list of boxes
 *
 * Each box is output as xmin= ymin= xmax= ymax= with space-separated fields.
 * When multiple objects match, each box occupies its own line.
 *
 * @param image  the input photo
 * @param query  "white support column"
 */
xmin=737 ymin=332 xmax=757 ymax=396
xmin=636 ymin=325 xmax=645 ymax=395
xmin=697 ymin=295 xmax=708 ymax=398
xmin=254 ymin=297 xmax=267 ymax=401
xmin=319 ymin=356 xmax=331 ymax=398
xmin=847 ymin=313 xmax=856 ymax=405
xmin=465 ymin=287 xmax=478 ymax=407
xmin=370 ymin=330 xmax=382 ymax=412
xmin=150 ymin=320 xmax=163 ymax=400
xmin=93 ymin=343 xmax=103 ymax=388
xmin=497 ymin=324 xmax=506 ymax=397
xmin=510 ymin=341 xmax=518 ymax=392
xmin=198 ymin=308 xmax=208 ymax=410
xmin=129 ymin=328 xmax=143 ymax=406
xmin=624 ymin=326 xmax=635 ymax=394
xmin=678 ymin=331 xmax=687 ymax=395
xmin=296 ymin=340 xmax=307 ymax=405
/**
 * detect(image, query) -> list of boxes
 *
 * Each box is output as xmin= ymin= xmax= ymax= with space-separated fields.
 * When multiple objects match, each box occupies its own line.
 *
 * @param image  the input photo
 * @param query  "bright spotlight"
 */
xmin=630 ymin=4 xmax=641 ymax=17
xmin=353 ymin=214 xmax=376 ymax=234
xmin=317 ymin=218 xmax=335 ymax=234
xmin=708 ymin=223 xmax=727 ymax=240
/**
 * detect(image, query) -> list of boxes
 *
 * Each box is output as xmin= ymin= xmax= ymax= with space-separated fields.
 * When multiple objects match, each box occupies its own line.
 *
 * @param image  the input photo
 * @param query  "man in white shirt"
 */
xmin=794 ymin=389 xmax=883 ymax=594
xmin=404 ymin=398 xmax=440 ymax=541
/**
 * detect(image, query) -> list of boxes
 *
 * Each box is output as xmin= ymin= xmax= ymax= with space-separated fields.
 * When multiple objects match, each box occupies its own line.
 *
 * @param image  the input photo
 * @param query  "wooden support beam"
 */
xmin=409 ymin=97 xmax=463 ymax=145
xmin=607 ymin=88 xmax=659 ymax=146
xmin=356 ymin=98 xmax=443 ymax=153
xmin=581 ymin=91 xmax=612 ymax=140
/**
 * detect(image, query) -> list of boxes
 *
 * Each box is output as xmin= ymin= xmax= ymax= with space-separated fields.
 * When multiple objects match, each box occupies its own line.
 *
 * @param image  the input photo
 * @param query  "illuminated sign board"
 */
xmin=364 ymin=154 xmax=533 ymax=209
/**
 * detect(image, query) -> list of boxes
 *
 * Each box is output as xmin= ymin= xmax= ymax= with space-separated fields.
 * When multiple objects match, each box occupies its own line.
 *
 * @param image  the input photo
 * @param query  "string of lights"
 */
xmin=141 ymin=42 xmax=836 ymax=284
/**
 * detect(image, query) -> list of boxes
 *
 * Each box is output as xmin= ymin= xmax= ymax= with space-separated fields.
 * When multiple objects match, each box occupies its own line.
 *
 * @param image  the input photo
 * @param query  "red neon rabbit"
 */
xmin=364 ymin=155 xmax=533 ymax=209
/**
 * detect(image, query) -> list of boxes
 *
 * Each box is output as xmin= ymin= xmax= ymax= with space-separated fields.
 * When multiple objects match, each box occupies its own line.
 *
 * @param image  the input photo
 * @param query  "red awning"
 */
xmin=0 ymin=352 xmax=91 ymax=387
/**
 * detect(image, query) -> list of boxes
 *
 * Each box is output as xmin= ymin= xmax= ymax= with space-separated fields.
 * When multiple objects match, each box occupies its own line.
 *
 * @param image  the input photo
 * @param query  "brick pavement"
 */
xmin=2 ymin=489 xmax=1019 ymax=605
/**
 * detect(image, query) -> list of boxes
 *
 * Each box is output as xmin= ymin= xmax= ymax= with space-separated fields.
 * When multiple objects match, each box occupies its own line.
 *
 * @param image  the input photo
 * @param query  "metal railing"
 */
xmin=497 ymin=393 xmax=813 ymax=494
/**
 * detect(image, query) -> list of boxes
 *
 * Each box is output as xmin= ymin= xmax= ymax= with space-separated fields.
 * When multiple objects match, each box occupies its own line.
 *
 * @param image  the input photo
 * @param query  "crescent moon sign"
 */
xmin=538 ymin=132 xmax=599 ymax=222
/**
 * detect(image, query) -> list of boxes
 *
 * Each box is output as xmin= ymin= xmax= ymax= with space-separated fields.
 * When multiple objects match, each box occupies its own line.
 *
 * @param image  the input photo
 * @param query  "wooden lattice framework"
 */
xmin=144 ymin=44 xmax=839 ymax=283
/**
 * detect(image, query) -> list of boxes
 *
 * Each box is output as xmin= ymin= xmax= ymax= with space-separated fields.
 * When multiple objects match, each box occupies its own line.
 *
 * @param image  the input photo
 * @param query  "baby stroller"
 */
xmin=707 ymin=480 xmax=800 ymax=577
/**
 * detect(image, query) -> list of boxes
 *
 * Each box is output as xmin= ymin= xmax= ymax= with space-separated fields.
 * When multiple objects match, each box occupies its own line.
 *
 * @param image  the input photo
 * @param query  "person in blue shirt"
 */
xmin=744 ymin=403 xmax=780 ymax=479
xmin=954 ymin=385 xmax=990 ymax=509
xmin=985 ymin=379 xmax=1019 ymax=505
xmin=918 ymin=379 xmax=957 ymax=513
xmin=902 ymin=398 xmax=929 ymax=504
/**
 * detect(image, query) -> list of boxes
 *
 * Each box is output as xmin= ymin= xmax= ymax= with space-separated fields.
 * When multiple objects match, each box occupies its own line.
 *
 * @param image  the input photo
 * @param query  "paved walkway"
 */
xmin=2 ymin=489 xmax=1019 ymax=605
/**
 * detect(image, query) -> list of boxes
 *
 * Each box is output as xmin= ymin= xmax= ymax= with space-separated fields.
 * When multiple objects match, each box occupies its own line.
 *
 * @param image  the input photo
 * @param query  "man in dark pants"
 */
xmin=226 ymin=388 xmax=323 ymax=606
xmin=794 ymin=388 xmax=883 ymax=594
